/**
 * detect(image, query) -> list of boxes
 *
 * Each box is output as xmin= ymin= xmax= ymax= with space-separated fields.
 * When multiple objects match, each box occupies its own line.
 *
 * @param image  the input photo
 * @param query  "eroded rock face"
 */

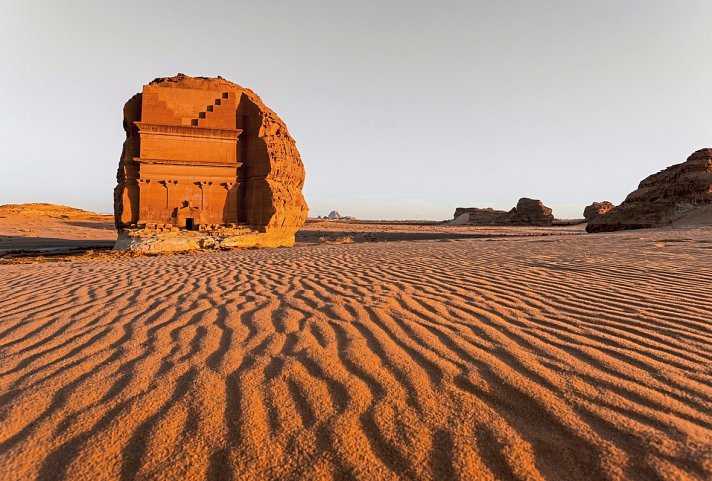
xmin=114 ymin=74 xmax=308 ymax=248
xmin=586 ymin=149 xmax=712 ymax=233
xmin=452 ymin=198 xmax=554 ymax=226
xmin=583 ymin=202 xmax=615 ymax=222
xmin=509 ymin=198 xmax=554 ymax=226
xmin=453 ymin=207 xmax=510 ymax=224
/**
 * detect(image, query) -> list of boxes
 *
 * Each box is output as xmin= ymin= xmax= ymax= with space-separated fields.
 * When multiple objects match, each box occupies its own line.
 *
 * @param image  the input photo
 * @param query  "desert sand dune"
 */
xmin=0 ymin=204 xmax=115 ymax=254
xmin=1 ymin=228 xmax=711 ymax=481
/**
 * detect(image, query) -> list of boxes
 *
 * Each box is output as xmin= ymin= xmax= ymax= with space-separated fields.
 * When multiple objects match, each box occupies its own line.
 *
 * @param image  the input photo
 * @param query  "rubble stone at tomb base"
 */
xmin=113 ymin=224 xmax=262 ymax=254
xmin=113 ymin=74 xmax=308 ymax=251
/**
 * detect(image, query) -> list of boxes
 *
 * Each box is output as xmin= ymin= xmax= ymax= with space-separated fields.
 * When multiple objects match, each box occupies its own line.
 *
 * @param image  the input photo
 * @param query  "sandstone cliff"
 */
xmin=583 ymin=202 xmax=615 ymax=222
xmin=586 ymin=149 xmax=712 ymax=233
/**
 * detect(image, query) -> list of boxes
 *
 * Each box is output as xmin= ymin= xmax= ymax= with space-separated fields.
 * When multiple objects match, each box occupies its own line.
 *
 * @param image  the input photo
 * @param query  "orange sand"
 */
xmin=1 ymin=227 xmax=711 ymax=480
xmin=0 ymin=204 xmax=115 ymax=253
xmin=296 ymin=220 xmax=585 ymax=244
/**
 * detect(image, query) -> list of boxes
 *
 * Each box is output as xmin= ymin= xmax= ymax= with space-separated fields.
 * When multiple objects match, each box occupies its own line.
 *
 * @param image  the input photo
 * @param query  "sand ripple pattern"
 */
xmin=1 ymin=232 xmax=711 ymax=481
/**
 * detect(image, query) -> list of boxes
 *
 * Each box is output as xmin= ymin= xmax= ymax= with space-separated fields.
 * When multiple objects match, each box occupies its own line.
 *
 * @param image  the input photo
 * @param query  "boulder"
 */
xmin=583 ymin=202 xmax=615 ymax=222
xmin=327 ymin=211 xmax=342 ymax=220
xmin=586 ymin=149 xmax=712 ymax=233
xmin=452 ymin=198 xmax=554 ymax=226
xmin=114 ymin=74 xmax=308 ymax=248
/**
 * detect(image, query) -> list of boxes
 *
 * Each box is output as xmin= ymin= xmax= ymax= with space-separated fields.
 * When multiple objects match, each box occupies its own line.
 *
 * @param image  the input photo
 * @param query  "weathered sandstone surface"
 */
xmin=112 ymin=224 xmax=262 ymax=254
xmin=510 ymin=198 xmax=554 ymax=225
xmin=587 ymin=149 xmax=712 ymax=233
xmin=583 ymin=201 xmax=615 ymax=222
xmin=453 ymin=198 xmax=554 ymax=226
xmin=452 ymin=207 xmax=509 ymax=224
xmin=114 ymin=74 xmax=308 ymax=251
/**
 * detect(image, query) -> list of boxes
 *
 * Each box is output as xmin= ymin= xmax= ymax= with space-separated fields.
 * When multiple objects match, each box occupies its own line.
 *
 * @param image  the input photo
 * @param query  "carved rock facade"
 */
xmin=586 ymin=149 xmax=712 ymax=233
xmin=114 ymin=74 xmax=308 ymax=248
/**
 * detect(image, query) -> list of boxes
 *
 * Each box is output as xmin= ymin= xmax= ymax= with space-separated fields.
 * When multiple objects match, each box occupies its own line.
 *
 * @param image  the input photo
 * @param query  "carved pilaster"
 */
xmin=222 ymin=181 xmax=238 ymax=224
xmin=136 ymin=179 xmax=152 ymax=224
xmin=159 ymin=180 xmax=179 ymax=209
xmin=196 ymin=181 xmax=213 ymax=210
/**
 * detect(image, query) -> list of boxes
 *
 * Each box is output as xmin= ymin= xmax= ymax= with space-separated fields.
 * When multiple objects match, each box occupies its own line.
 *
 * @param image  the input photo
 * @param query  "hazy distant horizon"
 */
xmin=2 ymin=1 xmax=710 ymax=220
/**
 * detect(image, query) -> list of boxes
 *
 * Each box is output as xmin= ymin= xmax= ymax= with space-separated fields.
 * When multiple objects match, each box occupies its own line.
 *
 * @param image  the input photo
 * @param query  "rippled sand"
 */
xmin=1 ymin=227 xmax=711 ymax=481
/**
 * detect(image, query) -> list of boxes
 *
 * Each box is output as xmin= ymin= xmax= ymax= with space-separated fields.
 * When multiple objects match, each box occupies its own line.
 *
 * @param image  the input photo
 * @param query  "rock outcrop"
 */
xmin=114 ymin=74 xmax=308 ymax=250
xmin=509 ymin=198 xmax=554 ymax=226
xmin=452 ymin=198 xmax=554 ymax=226
xmin=452 ymin=207 xmax=510 ymax=224
xmin=583 ymin=201 xmax=615 ymax=222
xmin=586 ymin=149 xmax=712 ymax=233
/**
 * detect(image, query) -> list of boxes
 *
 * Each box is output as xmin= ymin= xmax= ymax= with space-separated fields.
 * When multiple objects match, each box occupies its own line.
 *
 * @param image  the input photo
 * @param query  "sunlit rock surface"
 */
xmin=114 ymin=74 xmax=308 ymax=250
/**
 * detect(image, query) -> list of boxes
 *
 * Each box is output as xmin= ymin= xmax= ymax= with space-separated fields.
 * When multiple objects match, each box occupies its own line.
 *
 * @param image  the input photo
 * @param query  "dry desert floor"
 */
xmin=0 ymin=204 xmax=115 ymax=256
xmin=1 ymin=227 xmax=711 ymax=480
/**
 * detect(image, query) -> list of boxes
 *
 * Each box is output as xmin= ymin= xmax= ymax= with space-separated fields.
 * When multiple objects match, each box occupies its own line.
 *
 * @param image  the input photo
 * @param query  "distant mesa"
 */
xmin=586 ymin=148 xmax=712 ymax=233
xmin=452 ymin=198 xmax=554 ymax=226
xmin=316 ymin=211 xmax=355 ymax=221
xmin=0 ymin=203 xmax=108 ymax=220
xmin=113 ymin=73 xmax=308 ymax=252
xmin=583 ymin=201 xmax=615 ymax=222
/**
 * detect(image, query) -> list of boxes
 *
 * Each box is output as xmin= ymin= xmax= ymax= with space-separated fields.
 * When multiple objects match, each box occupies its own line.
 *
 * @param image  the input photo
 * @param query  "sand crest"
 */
xmin=1 ymin=228 xmax=710 ymax=480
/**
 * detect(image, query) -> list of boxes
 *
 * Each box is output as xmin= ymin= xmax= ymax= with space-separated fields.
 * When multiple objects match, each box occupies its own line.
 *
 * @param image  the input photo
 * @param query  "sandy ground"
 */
xmin=0 ymin=210 xmax=583 ymax=257
xmin=296 ymin=220 xmax=586 ymax=244
xmin=0 ymin=205 xmax=115 ymax=254
xmin=1 ymin=225 xmax=710 ymax=481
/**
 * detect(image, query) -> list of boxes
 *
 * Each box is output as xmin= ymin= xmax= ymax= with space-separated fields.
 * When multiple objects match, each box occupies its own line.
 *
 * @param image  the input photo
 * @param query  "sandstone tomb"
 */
xmin=114 ymin=74 xmax=308 ymax=251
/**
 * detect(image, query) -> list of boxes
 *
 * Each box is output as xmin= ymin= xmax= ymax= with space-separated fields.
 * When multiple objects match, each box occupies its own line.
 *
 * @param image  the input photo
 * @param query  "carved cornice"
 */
xmin=133 ymin=157 xmax=243 ymax=168
xmin=134 ymin=122 xmax=242 ymax=140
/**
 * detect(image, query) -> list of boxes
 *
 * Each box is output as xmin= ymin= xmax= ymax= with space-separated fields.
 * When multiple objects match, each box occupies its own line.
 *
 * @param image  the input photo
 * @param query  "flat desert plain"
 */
xmin=0 ymin=204 xmax=115 ymax=256
xmin=1 ymin=226 xmax=711 ymax=481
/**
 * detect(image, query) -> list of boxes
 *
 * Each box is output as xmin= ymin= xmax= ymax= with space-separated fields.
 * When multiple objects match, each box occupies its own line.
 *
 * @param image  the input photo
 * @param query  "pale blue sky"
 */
xmin=1 ymin=1 xmax=710 ymax=219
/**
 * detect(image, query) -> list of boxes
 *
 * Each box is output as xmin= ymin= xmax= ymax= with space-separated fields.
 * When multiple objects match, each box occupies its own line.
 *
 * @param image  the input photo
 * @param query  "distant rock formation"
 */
xmin=114 ymin=74 xmax=308 ymax=250
xmin=510 ymin=198 xmax=554 ymax=225
xmin=583 ymin=201 xmax=615 ymax=222
xmin=586 ymin=149 xmax=712 ymax=233
xmin=453 ymin=207 xmax=509 ymax=224
xmin=452 ymin=198 xmax=554 ymax=226
xmin=323 ymin=211 xmax=356 ymax=220
xmin=0 ymin=203 xmax=109 ymax=220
